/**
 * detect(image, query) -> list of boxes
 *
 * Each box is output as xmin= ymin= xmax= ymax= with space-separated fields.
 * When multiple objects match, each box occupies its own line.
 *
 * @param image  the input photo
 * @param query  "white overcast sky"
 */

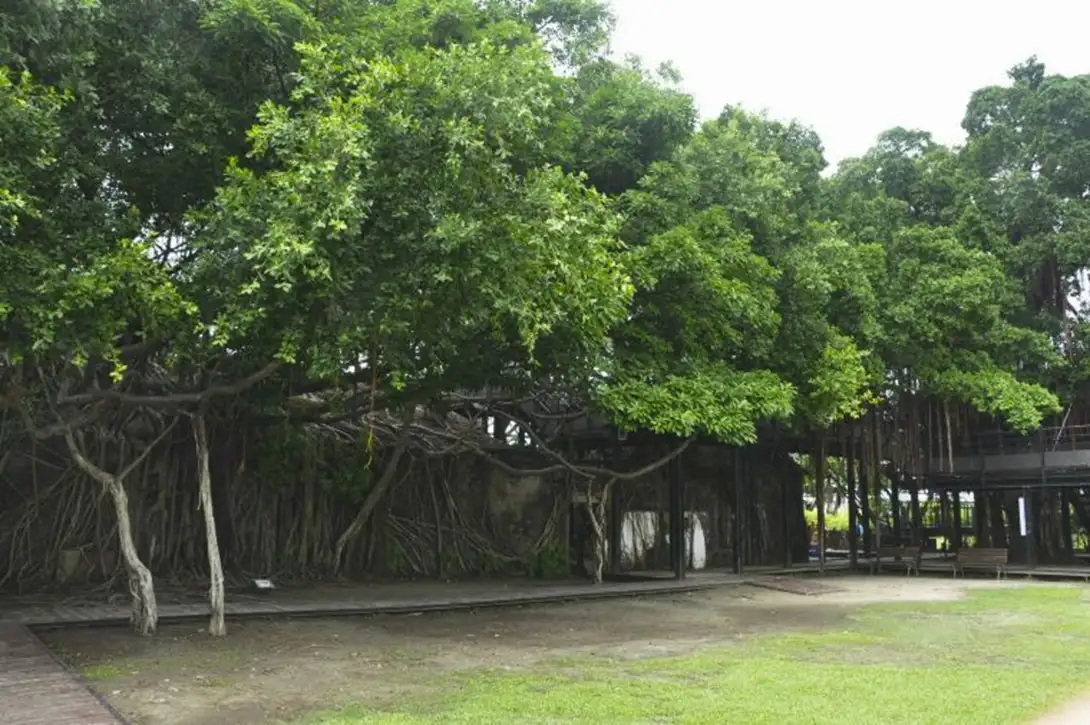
xmin=609 ymin=0 xmax=1090 ymax=167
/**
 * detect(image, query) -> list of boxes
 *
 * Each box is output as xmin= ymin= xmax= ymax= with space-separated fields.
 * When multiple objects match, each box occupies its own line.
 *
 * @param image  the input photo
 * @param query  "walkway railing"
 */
xmin=966 ymin=425 xmax=1090 ymax=457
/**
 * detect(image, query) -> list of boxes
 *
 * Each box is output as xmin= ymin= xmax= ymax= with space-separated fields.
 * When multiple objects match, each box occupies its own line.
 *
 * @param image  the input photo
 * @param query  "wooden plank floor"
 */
xmin=2 ymin=575 xmax=746 ymax=629
xmin=0 ymin=623 xmax=123 ymax=724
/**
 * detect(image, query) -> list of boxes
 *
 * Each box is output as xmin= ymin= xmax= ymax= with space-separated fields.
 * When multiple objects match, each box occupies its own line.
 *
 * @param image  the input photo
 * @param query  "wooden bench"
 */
xmin=952 ymin=548 xmax=1009 ymax=580
xmin=870 ymin=545 xmax=921 ymax=576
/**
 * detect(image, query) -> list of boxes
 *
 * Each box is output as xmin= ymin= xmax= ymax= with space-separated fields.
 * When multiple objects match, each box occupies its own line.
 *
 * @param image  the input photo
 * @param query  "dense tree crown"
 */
xmin=2 ymin=1 xmax=1083 ymax=447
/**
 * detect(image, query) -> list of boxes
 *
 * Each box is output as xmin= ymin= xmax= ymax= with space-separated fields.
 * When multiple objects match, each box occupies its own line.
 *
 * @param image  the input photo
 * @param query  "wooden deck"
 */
xmin=2 ymin=574 xmax=749 ymax=629
xmin=0 ymin=623 xmax=124 ymax=724
xmin=916 ymin=559 xmax=1090 ymax=580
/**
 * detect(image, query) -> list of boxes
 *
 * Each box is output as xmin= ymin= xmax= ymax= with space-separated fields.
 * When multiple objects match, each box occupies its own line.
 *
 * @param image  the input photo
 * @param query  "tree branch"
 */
xmin=58 ymin=362 xmax=281 ymax=407
xmin=62 ymin=417 xmax=178 ymax=485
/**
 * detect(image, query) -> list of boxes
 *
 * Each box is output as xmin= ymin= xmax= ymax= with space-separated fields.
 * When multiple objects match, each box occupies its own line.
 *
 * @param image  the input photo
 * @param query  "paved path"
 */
xmin=1035 ymin=693 xmax=1090 ymax=724
xmin=0 ymin=623 xmax=123 ymax=724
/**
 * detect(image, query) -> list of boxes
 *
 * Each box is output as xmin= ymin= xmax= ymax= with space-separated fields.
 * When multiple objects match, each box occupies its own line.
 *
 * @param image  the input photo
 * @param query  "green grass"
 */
xmin=81 ymin=663 xmax=126 ymax=681
xmin=295 ymin=586 xmax=1090 ymax=725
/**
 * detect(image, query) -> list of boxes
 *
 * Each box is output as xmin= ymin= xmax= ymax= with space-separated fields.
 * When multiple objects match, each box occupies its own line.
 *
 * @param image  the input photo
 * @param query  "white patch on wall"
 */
xmin=621 ymin=511 xmax=658 ymax=568
xmin=686 ymin=514 xmax=707 ymax=570
xmin=620 ymin=510 xmax=707 ymax=571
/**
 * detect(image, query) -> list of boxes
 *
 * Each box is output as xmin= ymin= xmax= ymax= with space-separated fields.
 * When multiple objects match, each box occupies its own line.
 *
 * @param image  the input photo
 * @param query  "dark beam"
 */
xmin=816 ymin=435 xmax=827 ymax=574
xmin=609 ymin=480 xmax=623 ymax=576
xmin=909 ymin=477 xmax=923 ymax=546
xmin=952 ymin=488 xmax=962 ymax=552
xmin=670 ymin=454 xmax=685 ymax=580
xmin=847 ymin=438 xmax=858 ymax=567
xmin=1062 ymin=488 xmax=1075 ymax=559
xmin=733 ymin=449 xmax=744 ymax=575
xmin=860 ymin=435 xmax=872 ymax=559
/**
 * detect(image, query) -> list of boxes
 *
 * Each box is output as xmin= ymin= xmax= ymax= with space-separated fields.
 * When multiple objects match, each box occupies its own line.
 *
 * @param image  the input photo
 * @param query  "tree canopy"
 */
xmin=10 ymin=0 xmax=1090 ymax=635
xmin=2 ymin=3 xmax=1079 ymax=448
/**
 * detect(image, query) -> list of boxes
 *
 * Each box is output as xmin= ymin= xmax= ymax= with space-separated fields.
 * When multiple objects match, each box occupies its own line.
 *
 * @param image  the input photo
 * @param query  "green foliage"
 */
xmin=599 ymin=365 xmax=793 ymax=442
xmin=3 ymin=3 xmax=1085 ymax=484
xmin=193 ymin=35 xmax=633 ymax=393
xmin=566 ymin=57 xmax=696 ymax=195
xmin=803 ymin=507 xmax=851 ymax=533
xmin=528 ymin=542 xmax=568 ymax=579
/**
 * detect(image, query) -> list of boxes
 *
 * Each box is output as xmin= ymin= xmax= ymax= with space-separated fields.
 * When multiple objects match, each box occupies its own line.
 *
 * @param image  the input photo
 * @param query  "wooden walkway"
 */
xmin=0 ymin=623 xmax=124 ymax=724
xmin=3 ymin=575 xmax=746 ymax=630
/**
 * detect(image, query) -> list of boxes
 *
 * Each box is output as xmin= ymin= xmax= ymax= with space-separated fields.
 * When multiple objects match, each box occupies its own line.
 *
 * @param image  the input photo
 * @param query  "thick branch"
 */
xmin=22 ymin=404 xmax=104 ymax=440
xmin=63 ymin=418 xmax=178 ymax=484
xmin=59 ymin=362 xmax=281 ymax=408
xmin=472 ymin=433 xmax=694 ymax=481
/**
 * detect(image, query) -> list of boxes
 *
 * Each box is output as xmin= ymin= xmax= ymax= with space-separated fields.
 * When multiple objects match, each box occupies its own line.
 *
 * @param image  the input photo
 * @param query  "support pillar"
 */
xmin=1062 ymin=488 xmax=1075 ymax=559
xmin=939 ymin=490 xmax=950 ymax=557
xmin=781 ymin=459 xmax=792 ymax=569
xmin=859 ymin=445 xmax=872 ymax=560
xmin=910 ymin=477 xmax=923 ymax=546
xmin=1031 ymin=431 xmax=1044 ymax=568
xmin=733 ymin=449 xmax=744 ymax=575
xmin=890 ymin=473 xmax=902 ymax=544
xmin=976 ymin=464 xmax=987 ymax=547
xmin=1021 ymin=486 xmax=1035 ymax=568
xmin=816 ymin=435 xmax=827 ymax=574
xmin=569 ymin=500 xmax=585 ymax=576
xmin=847 ymin=434 xmax=858 ymax=567
xmin=670 ymin=452 xmax=685 ymax=580
xmin=609 ymin=480 xmax=623 ymax=576
xmin=952 ymin=488 xmax=962 ymax=553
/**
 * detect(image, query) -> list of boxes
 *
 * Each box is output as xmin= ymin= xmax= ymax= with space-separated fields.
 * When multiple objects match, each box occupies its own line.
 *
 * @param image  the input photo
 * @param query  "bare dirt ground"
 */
xmin=40 ymin=576 xmax=1010 ymax=725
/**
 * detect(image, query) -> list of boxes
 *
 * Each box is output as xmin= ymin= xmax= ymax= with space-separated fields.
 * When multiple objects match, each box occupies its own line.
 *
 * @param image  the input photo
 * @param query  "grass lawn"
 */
xmin=297 ymin=585 xmax=1090 ymax=725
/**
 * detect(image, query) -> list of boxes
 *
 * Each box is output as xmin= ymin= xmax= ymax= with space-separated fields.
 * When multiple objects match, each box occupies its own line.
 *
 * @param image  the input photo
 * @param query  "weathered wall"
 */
xmin=0 ymin=427 xmax=807 ymax=592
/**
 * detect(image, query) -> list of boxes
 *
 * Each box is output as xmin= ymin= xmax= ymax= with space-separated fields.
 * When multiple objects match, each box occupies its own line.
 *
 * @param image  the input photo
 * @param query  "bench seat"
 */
xmin=952 ymin=547 xmax=1009 ymax=580
xmin=870 ymin=545 xmax=921 ymax=576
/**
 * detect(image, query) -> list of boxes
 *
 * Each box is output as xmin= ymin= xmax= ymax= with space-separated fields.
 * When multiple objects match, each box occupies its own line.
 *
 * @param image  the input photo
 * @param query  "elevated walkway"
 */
xmin=930 ymin=425 xmax=1090 ymax=489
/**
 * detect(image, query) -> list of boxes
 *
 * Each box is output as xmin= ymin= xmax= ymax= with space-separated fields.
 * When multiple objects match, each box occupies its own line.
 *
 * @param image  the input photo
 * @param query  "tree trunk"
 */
xmin=110 ymin=480 xmax=158 ymax=635
xmin=194 ymin=413 xmax=226 ymax=636
xmin=583 ymin=478 xmax=614 ymax=584
xmin=64 ymin=432 xmax=160 ymax=635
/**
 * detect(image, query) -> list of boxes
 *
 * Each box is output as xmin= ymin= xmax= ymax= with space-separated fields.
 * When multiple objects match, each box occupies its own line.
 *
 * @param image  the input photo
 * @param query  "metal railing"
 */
xmin=965 ymin=425 xmax=1090 ymax=457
